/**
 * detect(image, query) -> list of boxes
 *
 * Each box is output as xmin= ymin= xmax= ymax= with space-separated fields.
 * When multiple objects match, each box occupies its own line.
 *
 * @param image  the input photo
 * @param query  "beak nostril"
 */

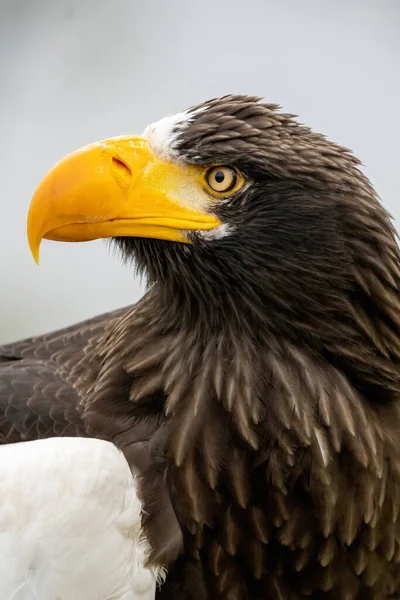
xmin=111 ymin=157 xmax=132 ymax=186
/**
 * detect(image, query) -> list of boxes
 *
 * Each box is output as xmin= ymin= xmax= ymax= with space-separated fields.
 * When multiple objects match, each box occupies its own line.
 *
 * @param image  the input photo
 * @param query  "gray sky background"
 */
xmin=1 ymin=0 xmax=399 ymax=343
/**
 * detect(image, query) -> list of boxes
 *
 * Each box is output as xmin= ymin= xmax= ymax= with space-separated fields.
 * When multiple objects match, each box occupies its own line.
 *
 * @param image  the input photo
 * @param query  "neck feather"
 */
xmin=74 ymin=286 xmax=400 ymax=572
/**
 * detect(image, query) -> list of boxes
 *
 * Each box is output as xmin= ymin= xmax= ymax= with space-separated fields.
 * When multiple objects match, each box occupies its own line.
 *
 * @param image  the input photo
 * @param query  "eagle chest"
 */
xmin=146 ymin=344 xmax=400 ymax=599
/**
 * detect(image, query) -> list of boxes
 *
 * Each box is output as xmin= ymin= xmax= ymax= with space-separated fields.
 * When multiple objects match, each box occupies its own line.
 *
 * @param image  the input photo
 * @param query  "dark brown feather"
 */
xmin=0 ymin=306 xmax=130 ymax=441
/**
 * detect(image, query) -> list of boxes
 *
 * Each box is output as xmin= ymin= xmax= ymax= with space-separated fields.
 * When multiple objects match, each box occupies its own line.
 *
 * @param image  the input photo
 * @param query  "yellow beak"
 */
xmin=27 ymin=136 xmax=221 ymax=263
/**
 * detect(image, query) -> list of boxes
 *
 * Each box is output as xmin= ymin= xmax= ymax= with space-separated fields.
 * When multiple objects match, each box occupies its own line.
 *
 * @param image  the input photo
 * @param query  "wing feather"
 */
xmin=0 ymin=306 xmax=132 ymax=443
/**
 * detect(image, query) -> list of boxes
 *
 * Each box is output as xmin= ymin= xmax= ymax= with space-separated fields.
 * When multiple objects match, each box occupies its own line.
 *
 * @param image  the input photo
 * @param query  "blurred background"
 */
xmin=1 ymin=0 xmax=399 ymax=343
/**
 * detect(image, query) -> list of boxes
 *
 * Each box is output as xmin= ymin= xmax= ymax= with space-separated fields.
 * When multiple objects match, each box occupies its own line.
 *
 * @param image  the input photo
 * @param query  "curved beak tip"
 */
xmin=27 ymin=225 xmax=41 ymax=265
xmin=29 ymin=243 xmax=41 ymax=265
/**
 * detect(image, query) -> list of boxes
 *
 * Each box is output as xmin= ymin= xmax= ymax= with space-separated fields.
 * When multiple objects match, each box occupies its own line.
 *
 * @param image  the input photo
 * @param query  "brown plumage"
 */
xmin=2 ymin=94 xmax=400 ymax=598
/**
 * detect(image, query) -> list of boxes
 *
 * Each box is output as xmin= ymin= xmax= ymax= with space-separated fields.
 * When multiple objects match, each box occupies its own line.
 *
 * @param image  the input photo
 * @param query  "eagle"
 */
xmin=1 ymin=94 xmax=400 ymax=600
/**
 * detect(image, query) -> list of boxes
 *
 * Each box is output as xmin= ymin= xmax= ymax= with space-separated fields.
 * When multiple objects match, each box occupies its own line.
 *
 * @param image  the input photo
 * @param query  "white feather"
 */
xmin=143 ymin=107 xmax=205 ymax=161
xmin=197 ymin=223 xmax=234 ymax=240
xmin=0 ymin=437 xmax=163 ymax=599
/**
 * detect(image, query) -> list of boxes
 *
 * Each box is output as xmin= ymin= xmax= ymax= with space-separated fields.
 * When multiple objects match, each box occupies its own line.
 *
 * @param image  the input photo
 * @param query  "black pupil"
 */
xmin=214 ymin=171 xmax=225 ymax=184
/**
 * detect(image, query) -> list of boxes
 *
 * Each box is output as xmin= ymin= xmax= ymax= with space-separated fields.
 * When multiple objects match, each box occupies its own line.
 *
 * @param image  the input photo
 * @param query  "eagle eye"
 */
xmin=205 ymin=166 xmax=239 ymax=195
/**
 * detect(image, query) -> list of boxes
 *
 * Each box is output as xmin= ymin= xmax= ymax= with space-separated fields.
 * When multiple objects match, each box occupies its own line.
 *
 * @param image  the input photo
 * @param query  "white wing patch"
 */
xmin=143 ymin=107 xmax=205 ymax=161
xmin=0 ymin=437 xmax=164 ymax=600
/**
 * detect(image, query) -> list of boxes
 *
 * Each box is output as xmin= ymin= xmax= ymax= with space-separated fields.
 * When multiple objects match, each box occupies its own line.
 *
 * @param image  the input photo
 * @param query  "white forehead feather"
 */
xmin=143 ymin=107 xmax=205 ymax=161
